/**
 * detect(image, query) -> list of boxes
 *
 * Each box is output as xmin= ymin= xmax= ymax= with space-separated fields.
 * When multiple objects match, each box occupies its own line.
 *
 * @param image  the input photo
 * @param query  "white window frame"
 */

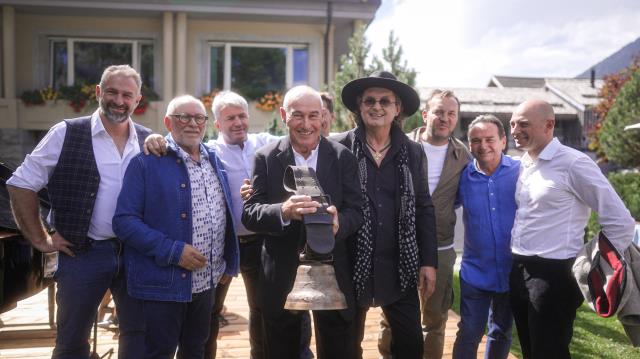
xmin=206 ymin=41 xmax=309 ymax=93
xmin=49 ymin=37 xmax=153 ymax=86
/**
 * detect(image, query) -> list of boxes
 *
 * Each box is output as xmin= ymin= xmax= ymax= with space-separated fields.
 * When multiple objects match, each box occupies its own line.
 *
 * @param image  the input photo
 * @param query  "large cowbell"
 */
xmin=282 ymin=166 xmax=347 ymax=311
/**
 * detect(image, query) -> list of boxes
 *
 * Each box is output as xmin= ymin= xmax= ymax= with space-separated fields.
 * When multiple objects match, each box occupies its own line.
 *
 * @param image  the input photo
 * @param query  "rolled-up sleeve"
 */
xmin=7 ymin=122 xmax=67 ymax=191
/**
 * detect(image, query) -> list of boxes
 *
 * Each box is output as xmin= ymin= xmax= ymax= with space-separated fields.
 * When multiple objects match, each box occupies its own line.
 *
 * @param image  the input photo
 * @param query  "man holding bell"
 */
xmin=242 ymin=85 xmax=364 ymax=359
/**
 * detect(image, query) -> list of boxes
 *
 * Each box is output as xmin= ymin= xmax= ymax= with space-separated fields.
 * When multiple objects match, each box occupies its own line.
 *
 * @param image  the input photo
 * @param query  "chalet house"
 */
xmin=0 ymin=0 xmax=380 ymax=165
xmin=419 ymin=75 xmax=603 ymax=151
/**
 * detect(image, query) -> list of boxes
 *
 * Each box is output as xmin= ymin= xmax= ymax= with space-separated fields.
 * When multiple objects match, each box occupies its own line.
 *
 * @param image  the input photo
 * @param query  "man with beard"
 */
xmin=7 ymin=65 xmax=149 ymax=358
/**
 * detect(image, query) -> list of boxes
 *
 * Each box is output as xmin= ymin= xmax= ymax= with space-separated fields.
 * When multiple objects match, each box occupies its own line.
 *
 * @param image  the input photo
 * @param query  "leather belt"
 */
xmin=283 ymin=166 xmax=334 ymax=255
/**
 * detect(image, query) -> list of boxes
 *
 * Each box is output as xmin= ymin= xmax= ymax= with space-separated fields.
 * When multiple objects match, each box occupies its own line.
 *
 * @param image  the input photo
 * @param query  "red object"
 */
xmin=588 ymin=232 xmax=627 ymax=318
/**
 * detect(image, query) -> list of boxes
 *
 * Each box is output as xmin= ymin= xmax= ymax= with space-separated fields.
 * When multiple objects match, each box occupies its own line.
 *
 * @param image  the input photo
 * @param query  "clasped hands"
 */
xmin=281 ymin=195 xmax=339 ymax=236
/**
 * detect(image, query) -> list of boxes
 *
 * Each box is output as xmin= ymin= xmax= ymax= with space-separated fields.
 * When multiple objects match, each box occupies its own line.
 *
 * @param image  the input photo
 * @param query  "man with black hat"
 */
xmin=332 ymin=71 xmax=438 ymax=358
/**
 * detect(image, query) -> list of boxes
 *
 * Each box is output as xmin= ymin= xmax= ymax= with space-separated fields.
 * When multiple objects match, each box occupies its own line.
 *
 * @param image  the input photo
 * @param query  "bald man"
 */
xmin=508 ymin=100 xmax=635 ymax=358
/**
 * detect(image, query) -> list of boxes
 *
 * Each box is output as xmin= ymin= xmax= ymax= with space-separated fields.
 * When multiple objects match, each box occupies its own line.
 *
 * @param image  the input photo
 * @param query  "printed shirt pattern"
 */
xmin=175 ymin=144 xmax=227 ymax=293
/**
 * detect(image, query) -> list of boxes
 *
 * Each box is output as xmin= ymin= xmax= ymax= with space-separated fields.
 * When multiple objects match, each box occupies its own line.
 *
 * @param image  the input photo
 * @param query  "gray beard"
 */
xmin=100 ymin=102 xmax=130 ymax=124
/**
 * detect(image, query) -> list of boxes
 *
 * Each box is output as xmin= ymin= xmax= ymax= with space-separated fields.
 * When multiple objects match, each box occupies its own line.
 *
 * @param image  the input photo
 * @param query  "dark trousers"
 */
xmin=510 ymin=255 xmax=584 ymax=359
xmin=205 ymin=237 xmax=265 ymax=359
xmin=264 ymin=308 xmax=354 ymax=359
xmin=52 ymin=239 xmax=145 ymax=359
xmin=355 ymin=290 xmax=423 ymax=359
xmin=147 ymin=288 xmax=215 ymax=359
xmin=452 ymin=277 xmax=512 ymax=359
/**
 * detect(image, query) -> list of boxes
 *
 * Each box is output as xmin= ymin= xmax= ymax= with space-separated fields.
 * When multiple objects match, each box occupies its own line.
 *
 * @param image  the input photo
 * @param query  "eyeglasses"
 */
xmin=169 ymin=113 xmax=209 ymax=125
xmin=361 ymin=97 xmax=397 ymax=108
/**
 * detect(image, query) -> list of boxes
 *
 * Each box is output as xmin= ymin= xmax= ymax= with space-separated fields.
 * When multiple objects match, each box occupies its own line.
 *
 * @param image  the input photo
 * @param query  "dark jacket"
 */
xmin=242 ymin=136 xmax=364 ymax=320
xmin=331 ymin=126 xmax=437 ymax=304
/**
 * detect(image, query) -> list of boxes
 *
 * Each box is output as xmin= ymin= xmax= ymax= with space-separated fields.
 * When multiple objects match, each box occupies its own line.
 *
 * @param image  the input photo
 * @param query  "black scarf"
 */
xmin=352 ymin=131 xmax=419 ymax=300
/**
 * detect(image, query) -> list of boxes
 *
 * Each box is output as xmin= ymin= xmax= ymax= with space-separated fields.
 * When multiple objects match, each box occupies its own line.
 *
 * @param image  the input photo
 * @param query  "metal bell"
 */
xmin=284 ymin=263 xmax=347 ymax=311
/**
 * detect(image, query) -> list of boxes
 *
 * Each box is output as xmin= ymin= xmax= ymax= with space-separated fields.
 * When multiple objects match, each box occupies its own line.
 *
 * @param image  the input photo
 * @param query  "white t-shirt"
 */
xmin=422 ymin=142 xmax=449 ymax=195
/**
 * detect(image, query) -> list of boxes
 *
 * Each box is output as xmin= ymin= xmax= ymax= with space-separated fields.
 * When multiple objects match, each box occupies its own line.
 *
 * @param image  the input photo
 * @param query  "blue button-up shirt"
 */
xmin=458 ymin=154 xmax=520 ymax=292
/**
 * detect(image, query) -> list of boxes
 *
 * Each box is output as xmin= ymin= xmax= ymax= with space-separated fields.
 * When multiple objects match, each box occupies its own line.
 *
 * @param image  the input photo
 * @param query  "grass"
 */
xmin=451 ymin=272 xmax=640 ymax=358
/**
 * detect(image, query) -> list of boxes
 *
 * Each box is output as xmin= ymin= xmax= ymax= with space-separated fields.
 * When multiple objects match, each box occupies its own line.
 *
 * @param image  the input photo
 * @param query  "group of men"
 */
xmin=6 ymin=63 xmax=636 ymax=359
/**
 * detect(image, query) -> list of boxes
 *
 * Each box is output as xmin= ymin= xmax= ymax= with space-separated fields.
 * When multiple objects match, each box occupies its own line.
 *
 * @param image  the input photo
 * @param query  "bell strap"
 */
xmin=283 ymin=166 xmax=334 ymax=255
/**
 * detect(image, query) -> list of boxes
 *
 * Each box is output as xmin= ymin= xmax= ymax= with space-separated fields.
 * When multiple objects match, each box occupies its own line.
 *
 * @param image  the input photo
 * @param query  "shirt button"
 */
xmin=181 ymin=213 xmax=187 ymax=219
xmin=180 ymin=183 xmax=186 ymax=188
xmin=490 ymin=193 xmax=494 ymax=196
xmin=86 ymin=209 xmax=91 ymax=214
xmin=181 ymin=273 xmax=187 ymax=278
xmin=89 ymin=192 xmax=95 ymax=197
xmin=378 ymin=222 xmax=383 ymax=226
xmin=378 ymin=204 xmax=382 ymax=208
xmin=491 ymin=208 xmax=496 ymax=211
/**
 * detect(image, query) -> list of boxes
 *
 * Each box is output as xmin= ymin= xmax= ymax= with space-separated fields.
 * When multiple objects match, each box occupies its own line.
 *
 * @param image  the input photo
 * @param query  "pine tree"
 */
xmin=329 ymin=26 xmax=420 ymax=132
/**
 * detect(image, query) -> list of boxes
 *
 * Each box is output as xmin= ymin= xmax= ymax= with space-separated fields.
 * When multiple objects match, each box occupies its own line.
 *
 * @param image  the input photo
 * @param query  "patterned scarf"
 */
xmin=352 ymin=134 xmax=419 ymax=300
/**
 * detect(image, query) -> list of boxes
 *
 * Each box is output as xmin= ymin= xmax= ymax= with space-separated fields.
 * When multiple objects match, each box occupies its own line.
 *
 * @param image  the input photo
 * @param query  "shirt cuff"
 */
xmin=279 ymin=207 xmax=291 ymax=227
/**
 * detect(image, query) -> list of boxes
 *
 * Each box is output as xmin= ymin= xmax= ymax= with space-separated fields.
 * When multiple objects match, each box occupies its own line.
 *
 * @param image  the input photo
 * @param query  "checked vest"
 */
xmin=47 ymin=116 xmax=150 ymax=249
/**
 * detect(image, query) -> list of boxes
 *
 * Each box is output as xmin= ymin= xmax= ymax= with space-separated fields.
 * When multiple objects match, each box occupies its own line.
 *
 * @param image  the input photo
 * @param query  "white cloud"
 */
xmin=365 ymin=0 xmax=640 ymax=88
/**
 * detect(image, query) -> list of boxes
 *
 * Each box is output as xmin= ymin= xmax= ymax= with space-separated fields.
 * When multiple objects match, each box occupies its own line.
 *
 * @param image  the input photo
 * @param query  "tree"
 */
xmin=371 ymin=31 xmax=421 ymax=132
xmin=598 ymin=66 xmax=640 ymax=168
xmin=329 ymin=23 xmax=370 ymax=132
xmin=329 ymin=25 xmax=420 ymax=132
xmin=589 ymin=57 xmax=640 ymax=159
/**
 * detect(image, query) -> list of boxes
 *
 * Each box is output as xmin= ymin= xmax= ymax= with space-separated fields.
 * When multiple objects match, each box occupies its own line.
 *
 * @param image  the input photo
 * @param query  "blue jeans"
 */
xmin=147 ymin=287 xmax=215 ymax=359
xmin=452 ymin=277 xmax=513 ymax=359
xmin=53 ymin=239 xmax=145 ymax=359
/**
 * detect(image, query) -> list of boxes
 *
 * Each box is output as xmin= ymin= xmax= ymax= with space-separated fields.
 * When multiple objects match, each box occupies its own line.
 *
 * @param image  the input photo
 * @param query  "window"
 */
xmin=208 ymin=42 xmax=308 ymax=100
xmin=50 ymin=38 xmax=155 ymax=89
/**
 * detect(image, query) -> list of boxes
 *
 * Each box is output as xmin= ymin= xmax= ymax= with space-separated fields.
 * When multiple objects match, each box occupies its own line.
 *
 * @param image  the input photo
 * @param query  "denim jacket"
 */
xmin=113 ymin=138 xmax=239 ymax=302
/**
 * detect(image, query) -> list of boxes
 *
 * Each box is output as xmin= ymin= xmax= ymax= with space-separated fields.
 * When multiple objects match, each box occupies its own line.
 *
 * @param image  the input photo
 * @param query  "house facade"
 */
xmin=0 ymin=0 xmax=380 ymax=165
xmin=419 ymin=75 xmax=603 ymax=153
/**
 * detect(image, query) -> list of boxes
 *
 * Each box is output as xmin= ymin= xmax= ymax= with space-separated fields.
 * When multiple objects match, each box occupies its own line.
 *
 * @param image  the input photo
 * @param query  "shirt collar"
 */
xmin=166 ymin=133 xmax=209 ymax=162
xmin=471 ymin=154 xmax=512 ymax=175
xmin=292 ymin=141 xmax=319 ymax=160
xmin=90 ymin=109 xmax=138 ymax=145
xmin=215 ymin=134 xmax=247 ymax=149
xmin=538 ymin=137 xmax=561 ymax=161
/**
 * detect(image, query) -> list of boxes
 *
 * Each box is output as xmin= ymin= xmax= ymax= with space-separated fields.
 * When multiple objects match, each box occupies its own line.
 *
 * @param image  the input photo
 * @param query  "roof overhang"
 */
xmin=0 ymin=0 xmax=380 ymax=23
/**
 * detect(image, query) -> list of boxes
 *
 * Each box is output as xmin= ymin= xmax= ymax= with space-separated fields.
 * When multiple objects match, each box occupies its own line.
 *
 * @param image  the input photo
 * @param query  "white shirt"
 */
xmin=511 ymin=138 xmax=635 ymax=259
xmin=208 ymin=132 xmax=279 ymax=236
xmin=7 ymin=110 xmax=142 ymax=241
xmin=293 ymin=145 xmax=319 ymax=171
xmin=422 ymin=142 xmax=448 ymax=195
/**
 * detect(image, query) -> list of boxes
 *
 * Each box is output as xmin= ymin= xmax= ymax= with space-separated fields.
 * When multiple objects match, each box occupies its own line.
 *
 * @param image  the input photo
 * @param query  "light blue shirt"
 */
xmin=209 ymin=133 xmax=279 ymax=236
xmin=458 ymin=154 xmax=520 ymax=292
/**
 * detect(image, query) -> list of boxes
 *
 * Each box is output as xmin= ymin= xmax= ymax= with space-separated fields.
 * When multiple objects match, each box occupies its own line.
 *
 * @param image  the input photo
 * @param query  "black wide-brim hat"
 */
xmin=341 ymin=70 xmax=420 ymax=116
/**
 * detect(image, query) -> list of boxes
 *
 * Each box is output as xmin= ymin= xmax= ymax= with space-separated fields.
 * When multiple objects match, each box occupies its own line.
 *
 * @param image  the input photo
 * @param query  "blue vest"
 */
xmin=47 ymin=116 xmax=151 ymax=249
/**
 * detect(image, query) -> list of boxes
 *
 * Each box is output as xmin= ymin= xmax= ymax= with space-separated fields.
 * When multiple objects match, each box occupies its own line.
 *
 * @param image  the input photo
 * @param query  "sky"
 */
xmin=365 ymin=0 xmax=640 ymax=88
